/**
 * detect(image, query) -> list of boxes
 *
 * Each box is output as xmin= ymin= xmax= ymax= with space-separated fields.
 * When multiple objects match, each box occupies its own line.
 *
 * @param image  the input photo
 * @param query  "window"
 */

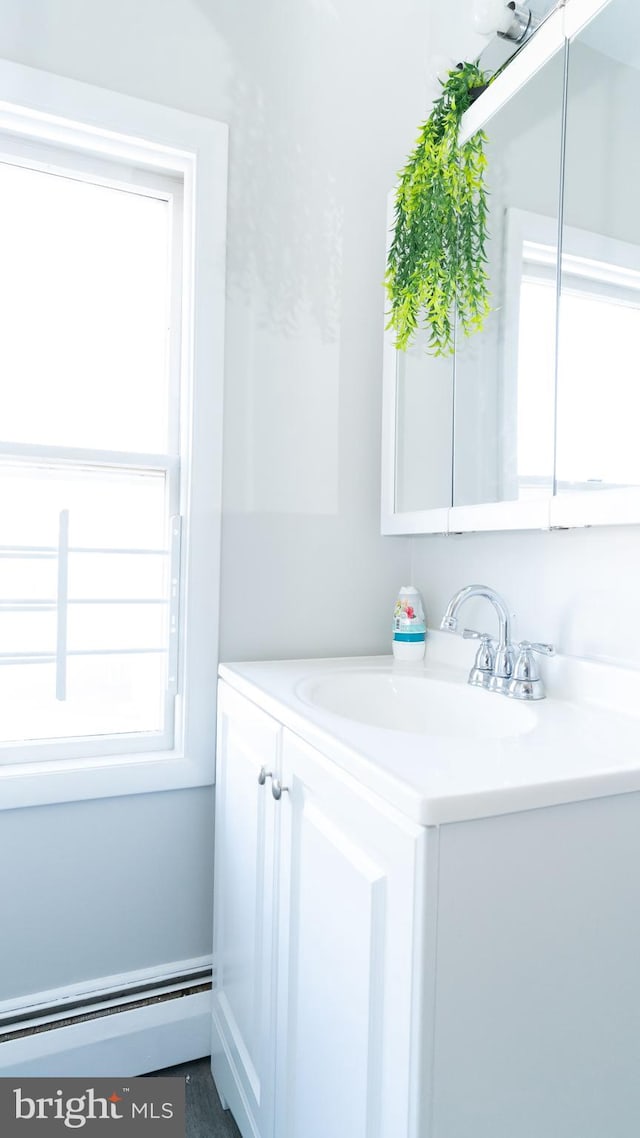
xmin=556 ymin=254 xmax=640 ymax=490
xmin=0 ymin=60 xmax=227 ymax=808
xmin=500 ymin=209 xmax=559 ymax=501
xmin=513 ymin=236 xmax=558 ymax=493
xmin=503 ymin=208 xmax=640 ymax=498
xmin=0 ymin=146 xmax=181 ymax=761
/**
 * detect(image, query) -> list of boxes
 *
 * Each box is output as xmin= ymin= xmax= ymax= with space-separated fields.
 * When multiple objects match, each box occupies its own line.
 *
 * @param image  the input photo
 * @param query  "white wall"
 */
xmin=413 ymin=0 xmax=640 ymax=672
xmin=0 ymin=789 xmax=215 ymax=1001
xmin=413 ymin=525 xmax=640 ymax=669
xmin=0 ymin=0 xmax=428 ymax=1007
xmin=214 ymin=0 xmax=422 ymax=661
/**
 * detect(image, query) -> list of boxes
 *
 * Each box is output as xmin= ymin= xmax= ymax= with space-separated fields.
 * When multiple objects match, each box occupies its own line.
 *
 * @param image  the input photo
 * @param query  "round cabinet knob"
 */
xmin=271 ymin=779 xmax=288 ymax=801
xmin=258 ymin=767 xmax=272 ymax=786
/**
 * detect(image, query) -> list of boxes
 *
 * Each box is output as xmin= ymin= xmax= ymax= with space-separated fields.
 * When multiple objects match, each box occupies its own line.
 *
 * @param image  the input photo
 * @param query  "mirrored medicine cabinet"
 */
xmin=382 ymin=0 xmax=640 ymax=535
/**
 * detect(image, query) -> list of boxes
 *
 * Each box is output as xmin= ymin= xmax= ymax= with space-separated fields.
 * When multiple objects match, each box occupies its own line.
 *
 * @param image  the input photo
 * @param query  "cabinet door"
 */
xmin=211 ymin=682 xmax=280 ymax=1138
xmin=274 ymin=731 xmax=426 ymax=1138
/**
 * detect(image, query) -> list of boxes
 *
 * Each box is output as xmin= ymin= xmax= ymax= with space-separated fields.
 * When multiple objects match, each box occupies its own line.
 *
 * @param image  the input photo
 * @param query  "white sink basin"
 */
xmin=296 ymin=669 xmax=537 ymax=740
xmin=221 ymin=637 xmax=640 ymax=823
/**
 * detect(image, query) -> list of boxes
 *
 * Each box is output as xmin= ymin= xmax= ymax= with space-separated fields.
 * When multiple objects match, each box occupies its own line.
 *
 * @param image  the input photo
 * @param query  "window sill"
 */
xmin=0 ymin=747 xmax=215 ymax=812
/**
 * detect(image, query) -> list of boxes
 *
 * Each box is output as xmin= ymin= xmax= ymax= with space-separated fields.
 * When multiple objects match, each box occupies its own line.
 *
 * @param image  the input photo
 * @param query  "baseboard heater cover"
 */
xmin=0 ymin=966 xmax=212 ymax=1043
xmin=0 ymin=974 xmax=214 ymax=1077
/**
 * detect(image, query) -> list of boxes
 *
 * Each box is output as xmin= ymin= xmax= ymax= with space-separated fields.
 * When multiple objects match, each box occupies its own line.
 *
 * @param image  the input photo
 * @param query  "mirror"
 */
xmin=383 ymin=0 xmax=640 ymax=535
xmin=453 ymin=48 xmax=565 ymax=508
xmin=557 ymin=0 xmax=640 ymax=495
xmin=388 ymin=25 xmax=566 ymax=524
xmin=394 ymin=331 xmax=452 ymax=514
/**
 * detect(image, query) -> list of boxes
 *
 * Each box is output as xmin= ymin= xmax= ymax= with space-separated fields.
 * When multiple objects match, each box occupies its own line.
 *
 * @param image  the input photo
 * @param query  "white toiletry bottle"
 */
xmin=392 ymin=586 xmax=427 ymax=662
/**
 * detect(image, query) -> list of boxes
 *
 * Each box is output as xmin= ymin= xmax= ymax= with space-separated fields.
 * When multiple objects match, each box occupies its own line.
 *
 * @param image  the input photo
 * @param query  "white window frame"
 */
xmin=0 ymin=59 xmax=228 ymax=811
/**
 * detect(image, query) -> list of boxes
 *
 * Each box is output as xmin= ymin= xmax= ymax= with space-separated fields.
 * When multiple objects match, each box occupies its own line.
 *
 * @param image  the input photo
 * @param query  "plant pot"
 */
xmin=468 ymin=83 xmax=490 ymax=104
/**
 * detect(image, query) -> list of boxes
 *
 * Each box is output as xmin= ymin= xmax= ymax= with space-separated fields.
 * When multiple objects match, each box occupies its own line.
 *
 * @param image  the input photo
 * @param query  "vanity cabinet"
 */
xmin=210 ymin=683 xmax=280 ymax=1138
xmin=211 ymin=681 xmax=428 ymax=1138
xmin=212 ymin=672 xmax=640 ymax=1137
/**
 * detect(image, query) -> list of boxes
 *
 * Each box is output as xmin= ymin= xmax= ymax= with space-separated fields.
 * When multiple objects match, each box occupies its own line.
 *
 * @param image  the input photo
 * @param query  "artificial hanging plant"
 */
xmin=385 ymin=62 xmax=491 ymax=357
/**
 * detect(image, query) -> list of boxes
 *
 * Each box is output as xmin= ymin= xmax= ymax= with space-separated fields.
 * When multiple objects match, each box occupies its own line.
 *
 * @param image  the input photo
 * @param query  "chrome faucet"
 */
xmin=440 ymin=584 xmax=555 ymax=699
xmin=440 ymin=584 xmax=515 ymax=693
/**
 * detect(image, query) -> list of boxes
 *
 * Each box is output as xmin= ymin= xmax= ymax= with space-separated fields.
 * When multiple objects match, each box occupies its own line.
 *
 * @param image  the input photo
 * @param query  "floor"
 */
xmin=149 ymin=1058 xmax=241 ymax=1138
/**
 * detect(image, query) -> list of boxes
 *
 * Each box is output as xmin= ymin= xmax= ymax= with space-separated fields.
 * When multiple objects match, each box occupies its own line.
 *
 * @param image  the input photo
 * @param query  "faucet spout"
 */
xmin=440 ymin=584 xmax=511 ymax=649
xmin=440 ymin=584 xmax=514 ymax=690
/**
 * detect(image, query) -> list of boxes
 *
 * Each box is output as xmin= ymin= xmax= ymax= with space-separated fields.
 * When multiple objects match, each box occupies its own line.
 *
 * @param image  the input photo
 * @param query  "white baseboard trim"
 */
xmin=0 ymin=990 xmax=212 ymax=1077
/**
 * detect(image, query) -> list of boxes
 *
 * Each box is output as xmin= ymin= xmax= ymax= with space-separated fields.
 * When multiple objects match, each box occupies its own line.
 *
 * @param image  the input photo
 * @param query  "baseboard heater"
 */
xmin=0 ymin=966 xmax=213 ymax=1044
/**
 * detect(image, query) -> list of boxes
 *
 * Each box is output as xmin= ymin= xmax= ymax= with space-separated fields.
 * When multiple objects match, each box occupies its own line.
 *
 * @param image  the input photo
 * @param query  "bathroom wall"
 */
xmin=212 ymin=0 xmax=422 ymax=661
xmin=0 ymin=0 xmax=425 ymax=1006
xmin=413 ymin=0 xmax=640 ymax=670
xmin=413 ymin=525 xmax=640 ymax=669
xmin=0 ymin=0 xmax=427 ymax=662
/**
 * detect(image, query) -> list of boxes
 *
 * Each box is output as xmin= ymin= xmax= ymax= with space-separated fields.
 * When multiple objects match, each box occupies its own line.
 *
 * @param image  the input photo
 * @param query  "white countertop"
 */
xmin=219 ymin=632 xmax=640 ymax=825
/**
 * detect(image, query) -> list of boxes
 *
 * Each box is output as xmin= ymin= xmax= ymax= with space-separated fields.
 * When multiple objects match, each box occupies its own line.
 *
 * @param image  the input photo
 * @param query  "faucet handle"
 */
xmin=513 ymin=641 xmax=554 ymax=680
xmin=507 ymin=641 xmax=554 ymax=700
xmin=518 ymin=640 xmax=555 ymax=658
xmin=463 ymin=630 xmax=495 ymax=688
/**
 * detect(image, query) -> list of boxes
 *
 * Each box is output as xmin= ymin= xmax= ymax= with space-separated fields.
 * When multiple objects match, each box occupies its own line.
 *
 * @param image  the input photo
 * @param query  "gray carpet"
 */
xmin=148 ymin=1058 xmax=241 ymax=1138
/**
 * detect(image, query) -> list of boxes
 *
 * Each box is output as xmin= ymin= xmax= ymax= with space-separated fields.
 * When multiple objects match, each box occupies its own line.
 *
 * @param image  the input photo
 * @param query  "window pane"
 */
xmin=68 ymin=553 xmax=167 ymax=600
xmin=67 ymin=604 xmax=166 ymax=653
xmin=0 ymin=463 xmax=171 ymax=751
xmin=0 ymin=462 xmax=167 ymax=549
xmin=0 ymin=558 xmax=56 ymax=600
xmin=0 ymin=162 xmax=171 ymax=453
xmin=0 ymin=654 xmax=166 ymax=745
xmin=0 ymin=610 xmax=56 ymax=654
xmin=517 ymin=278 xmax=557 ymax=486
xmin=64 ymin=654 xmax=166 ymax=737
xmin=557 ymin=291 xmax=640 ymax=487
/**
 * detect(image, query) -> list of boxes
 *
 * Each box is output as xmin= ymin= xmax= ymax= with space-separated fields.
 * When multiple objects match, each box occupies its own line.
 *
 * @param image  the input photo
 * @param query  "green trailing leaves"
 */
xmin=385 ymin=62 xmax=491 ymax=357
